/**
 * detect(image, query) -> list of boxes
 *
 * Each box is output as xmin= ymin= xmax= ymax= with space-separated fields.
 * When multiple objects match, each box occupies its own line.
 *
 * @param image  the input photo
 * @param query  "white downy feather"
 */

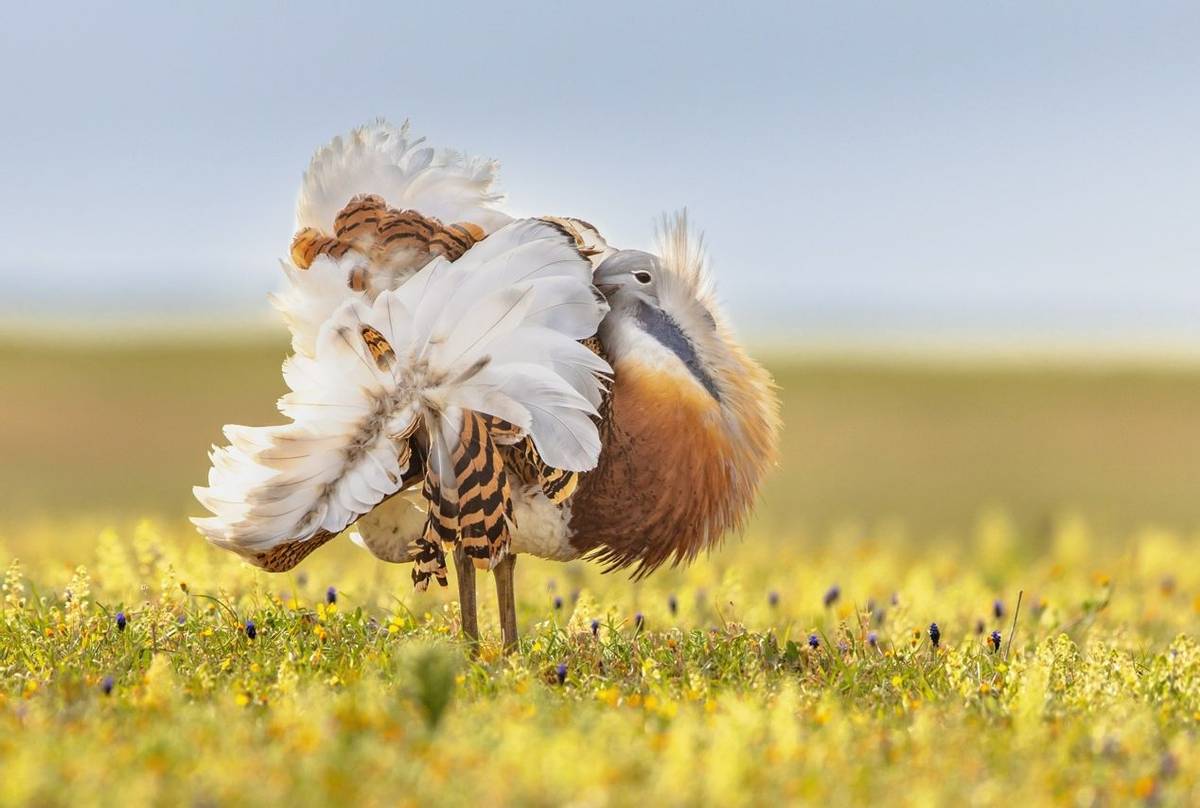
xmin=193 ymin=219 xmax=610 ymax=562
xmin=296 ymin=119 xmax=512 ymax=235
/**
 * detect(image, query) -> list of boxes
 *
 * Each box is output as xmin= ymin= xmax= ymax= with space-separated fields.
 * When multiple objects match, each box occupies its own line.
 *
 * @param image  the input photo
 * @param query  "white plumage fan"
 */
xmin=193 ymin=120 xmax=611 ymax=588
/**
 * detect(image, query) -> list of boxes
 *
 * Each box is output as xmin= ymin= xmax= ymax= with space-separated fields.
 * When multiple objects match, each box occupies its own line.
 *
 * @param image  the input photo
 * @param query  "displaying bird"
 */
xmin=193 ymin=120 xmax=780 ymax=650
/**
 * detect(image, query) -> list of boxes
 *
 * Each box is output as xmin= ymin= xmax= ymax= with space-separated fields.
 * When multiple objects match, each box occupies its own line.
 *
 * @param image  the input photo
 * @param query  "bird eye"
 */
xmin=633 ymin=271 xmax=652 ymax=284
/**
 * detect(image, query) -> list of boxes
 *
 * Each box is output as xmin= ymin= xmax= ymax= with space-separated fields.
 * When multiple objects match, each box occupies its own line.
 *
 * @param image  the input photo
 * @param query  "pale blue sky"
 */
xmin=2 ymin=2 xmax=1198 ymax=344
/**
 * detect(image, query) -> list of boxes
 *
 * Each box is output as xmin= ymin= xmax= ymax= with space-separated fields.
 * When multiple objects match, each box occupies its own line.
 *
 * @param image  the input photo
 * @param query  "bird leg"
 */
xmin=494 ymin=553 xmax=519 ymax=653
xmin=452 ymin=544 xmax=479 ymax=647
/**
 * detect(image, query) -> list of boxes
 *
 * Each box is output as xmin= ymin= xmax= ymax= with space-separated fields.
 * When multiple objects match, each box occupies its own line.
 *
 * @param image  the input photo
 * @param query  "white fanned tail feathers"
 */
xmin=193 ymin=220 xmax=611 ymax=583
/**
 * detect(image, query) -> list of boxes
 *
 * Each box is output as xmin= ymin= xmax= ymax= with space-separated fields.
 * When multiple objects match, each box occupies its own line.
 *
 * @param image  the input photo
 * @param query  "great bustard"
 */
xmin=193 ymin=120 xmax=780 ymax=650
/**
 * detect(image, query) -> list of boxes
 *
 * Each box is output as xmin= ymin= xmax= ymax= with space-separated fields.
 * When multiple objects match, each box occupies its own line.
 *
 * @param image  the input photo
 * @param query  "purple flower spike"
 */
xmin=808 ymin=633 xmax=820 ymax=649
xmin=245 ymin=619 xmax=257 ymax=640
xmin=989 ymin=630 xmax=1002 ymax=653
xmin=326 ymin=586 xmax=337 ymax=605
xmin=101 ymin=676 xmax=114 ymax=695
xmin=115 ymin=612 xmax=127 ymax=632
xmin=928 ymin=622 xmax=941 ymax=648
xmin=823 ymin=586 xmax=840 ymax=608
xmin=555 ymin=663 xmax=567 ymax=685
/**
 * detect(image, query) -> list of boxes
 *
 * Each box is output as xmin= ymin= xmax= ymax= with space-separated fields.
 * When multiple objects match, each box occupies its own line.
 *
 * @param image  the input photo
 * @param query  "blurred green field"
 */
xmin=5 ymin=336 xmax=1200 ymax=540
xmin=4 ymin=336 xmax=1200 ymax=805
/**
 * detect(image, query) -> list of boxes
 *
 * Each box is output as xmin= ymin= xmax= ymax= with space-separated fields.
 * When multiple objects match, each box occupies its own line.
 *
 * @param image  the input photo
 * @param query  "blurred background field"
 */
xmin=6 ymin=334 xmax=1200 ymax=552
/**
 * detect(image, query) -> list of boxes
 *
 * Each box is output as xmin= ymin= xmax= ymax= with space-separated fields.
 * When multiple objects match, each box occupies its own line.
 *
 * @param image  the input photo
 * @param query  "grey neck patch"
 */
xmin=634 ymin=300 xmax=721 ymax=402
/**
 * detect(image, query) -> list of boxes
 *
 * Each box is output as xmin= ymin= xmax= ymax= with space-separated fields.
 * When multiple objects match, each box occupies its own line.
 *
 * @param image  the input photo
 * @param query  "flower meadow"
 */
xmin=3 ymin=514 xmax=1200 ymax=806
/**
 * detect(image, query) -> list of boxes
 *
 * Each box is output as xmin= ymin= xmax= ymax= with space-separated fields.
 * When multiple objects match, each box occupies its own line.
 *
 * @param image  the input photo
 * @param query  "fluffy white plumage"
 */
xmin=193 ymin=218 xmax=610 ymax=560
xmin=296 ymin=119 xmax=511 ymax=237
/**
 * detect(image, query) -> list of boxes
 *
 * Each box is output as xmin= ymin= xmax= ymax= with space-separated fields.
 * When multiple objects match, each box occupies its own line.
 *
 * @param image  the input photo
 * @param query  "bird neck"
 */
xmin=600 ymin=302 xmax=719 ymax=404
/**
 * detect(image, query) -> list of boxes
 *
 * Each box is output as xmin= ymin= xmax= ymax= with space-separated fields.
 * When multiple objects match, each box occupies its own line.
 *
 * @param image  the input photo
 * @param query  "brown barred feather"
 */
xmin=580 ymin=335 xmax=604 ymax=356
xmin=478 ymin=413 xmax=524 ymax=443
xmin=422 ymin=459 xmax=459 ymax=546
xmin=333 ymin=194 xmax=387 ymax=245
xmin=292 ymin=198 xmax=490 ymax=300
xmin=498 ymin=441 xmax=538 ymax=486
xmin=359 ymin=325 xmax=396 ymax=371
xmin=494 ymin=437 xmax=579 ymax=505
xmin=429 ymin=222 xmax=481 ymax=261
xmin=254 ymin=531 xmax=336 ymax=572
xmin=453 ymin=412 xmax=513 ymax=570
xmin=376 ymin=209 xmax=435 ymax=248
xmin=410 ymin=463 xmax=454 ymax=590
xmin=453 ymin=221 xmax=486 ymax=242
xmin=290 ymin=228 xmax=355 ymax=270
xmin=370 ymin=209 xmax=435 ymax=272
xmin=409 ymin=526 xmax=448 ymax=590
xmin=527 ymin=442 xmax=578 ymax=503
xmin=533 ymin=458 xmax=578 ymax=503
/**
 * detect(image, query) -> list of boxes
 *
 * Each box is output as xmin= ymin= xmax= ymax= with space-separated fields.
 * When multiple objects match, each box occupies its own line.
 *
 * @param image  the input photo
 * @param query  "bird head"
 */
xmin=593 ymin=249 xmax=662 ymax=305
xmin=595 ymin=212 xmax=777 ymax=424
